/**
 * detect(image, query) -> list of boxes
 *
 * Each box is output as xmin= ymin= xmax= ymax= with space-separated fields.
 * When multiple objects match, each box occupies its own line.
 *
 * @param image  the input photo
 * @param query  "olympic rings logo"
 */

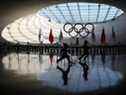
xmin=63 ymin=23 xmax=95 ymax=38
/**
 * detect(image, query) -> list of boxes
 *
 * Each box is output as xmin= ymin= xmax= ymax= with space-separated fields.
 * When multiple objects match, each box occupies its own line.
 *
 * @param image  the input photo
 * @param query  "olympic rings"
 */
xmin=85 ymin=23 xmax=95 ymax=33
xmin=63 ymin=23 xmax=95 ymax=38
xmin=63 ymin=23 xmax=73 ymax=33
xmin=69 ymin=31 xmax=78 ymax=38
xmin=74 ymin=23 xmax=83 ymax=33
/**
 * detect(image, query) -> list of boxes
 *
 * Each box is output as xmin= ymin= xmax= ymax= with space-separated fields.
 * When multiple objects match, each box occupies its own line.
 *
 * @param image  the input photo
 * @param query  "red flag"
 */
xmin=101 ymin=27 xmax=106 ymax=45
xmin=49 ymin=28 xmax=54 ymax=44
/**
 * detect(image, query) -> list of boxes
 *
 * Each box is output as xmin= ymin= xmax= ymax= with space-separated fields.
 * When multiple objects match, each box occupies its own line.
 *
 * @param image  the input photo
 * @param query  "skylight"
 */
xmin=38 ymin=2 xmax=124 ymax=23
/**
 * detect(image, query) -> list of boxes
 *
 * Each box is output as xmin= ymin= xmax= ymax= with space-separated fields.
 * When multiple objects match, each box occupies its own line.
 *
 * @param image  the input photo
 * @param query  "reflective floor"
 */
xmin=0 ymin=52 xmax=126 ymax=95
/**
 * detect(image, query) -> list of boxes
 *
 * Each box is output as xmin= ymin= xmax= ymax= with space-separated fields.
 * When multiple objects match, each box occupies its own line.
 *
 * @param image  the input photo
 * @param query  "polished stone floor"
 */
xmin=0 ymin=52 xmax=126 ymax=95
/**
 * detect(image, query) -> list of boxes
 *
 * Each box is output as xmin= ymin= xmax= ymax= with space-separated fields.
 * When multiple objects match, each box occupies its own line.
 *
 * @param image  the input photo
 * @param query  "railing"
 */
xmin=0 ymin=43 xmax=126 ymax=55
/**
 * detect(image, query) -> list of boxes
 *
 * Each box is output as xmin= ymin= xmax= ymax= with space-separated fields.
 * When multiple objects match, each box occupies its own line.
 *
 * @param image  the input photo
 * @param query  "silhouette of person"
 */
xmin=79 ymin=61 xmax=89 ymax=81
xmin=39 ymin=32 xmax=41 ymax=42
xmin=57 ymin=63 xmax=72 ymax=85
xmin=57 ymin=43 xmax=72 ymax=64
xmin=38 ymin=29 xmax=43 ymax=44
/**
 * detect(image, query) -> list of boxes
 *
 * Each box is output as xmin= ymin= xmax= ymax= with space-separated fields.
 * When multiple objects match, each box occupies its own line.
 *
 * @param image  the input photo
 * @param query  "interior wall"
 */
xmin=86 ymin=14 xmax=126 ymax=45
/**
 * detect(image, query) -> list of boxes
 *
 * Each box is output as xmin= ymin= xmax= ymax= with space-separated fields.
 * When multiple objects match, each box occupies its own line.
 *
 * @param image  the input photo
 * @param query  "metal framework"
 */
xmin=38 ymin=2 xmax=124 ymax=24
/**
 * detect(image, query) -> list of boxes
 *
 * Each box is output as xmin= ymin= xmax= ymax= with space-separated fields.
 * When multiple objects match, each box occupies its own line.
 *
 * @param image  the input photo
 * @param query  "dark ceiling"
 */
xmin=0 ymin=0 xmax=126 ymax=10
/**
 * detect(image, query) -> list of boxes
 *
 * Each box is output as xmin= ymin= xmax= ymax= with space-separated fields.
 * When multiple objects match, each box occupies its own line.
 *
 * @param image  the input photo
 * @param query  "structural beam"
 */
xmin=47 ymin=7 xmax=61 ymax=23
xmin=55 ymin=5 xmax=68 ymax=23
xmin=66 ymin=3 xmax=75 ymax=23
xmin=104 ymin=6 xmax=111 ymax=21
xmin=96 ymin=4 xmax=101 ymax=22
xmin=77 ymin=1 xmax=83 ymax=22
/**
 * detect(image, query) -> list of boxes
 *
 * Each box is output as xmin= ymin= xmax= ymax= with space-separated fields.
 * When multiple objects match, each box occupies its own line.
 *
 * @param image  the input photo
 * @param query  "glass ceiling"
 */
xmin=38 ymin=2 xmax=124 ymax=23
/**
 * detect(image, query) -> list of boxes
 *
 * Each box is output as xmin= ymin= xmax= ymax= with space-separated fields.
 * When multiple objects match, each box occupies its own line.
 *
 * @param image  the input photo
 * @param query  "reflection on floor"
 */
xmin=2 ymin=52 xmax=124 ymax=93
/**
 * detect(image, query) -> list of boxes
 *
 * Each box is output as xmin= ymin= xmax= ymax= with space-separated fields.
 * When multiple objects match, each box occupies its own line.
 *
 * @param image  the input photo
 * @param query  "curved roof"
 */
xmin=1 ymin=2 xmax=124 ymax=44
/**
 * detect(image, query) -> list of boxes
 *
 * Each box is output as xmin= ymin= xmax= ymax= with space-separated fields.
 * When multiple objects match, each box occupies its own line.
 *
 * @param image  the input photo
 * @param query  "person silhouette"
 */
xmin=57 ymin=63 xmax=72 ymax=85
xmin=57 ymin=43 xmax=72 ymax=64
xmin=38 ymin=29 xmax=43 ymax=44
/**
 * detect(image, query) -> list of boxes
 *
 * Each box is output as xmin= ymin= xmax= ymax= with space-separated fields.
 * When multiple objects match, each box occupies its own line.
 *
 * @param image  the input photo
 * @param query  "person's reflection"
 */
xmin=39 ymin=52 xmax=43 ymax=64
xmin=49 ymin=53 xmax=54 ymax=64
xmin=57 ymin=63 xmax=72 ymax=85
xmin=79 ymin=61 xmax=89 ymax=81
xmin=78 ymin=40 xmax=89 ymax=81
xmin=79 ymin=40 xmax=89 ymax=60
